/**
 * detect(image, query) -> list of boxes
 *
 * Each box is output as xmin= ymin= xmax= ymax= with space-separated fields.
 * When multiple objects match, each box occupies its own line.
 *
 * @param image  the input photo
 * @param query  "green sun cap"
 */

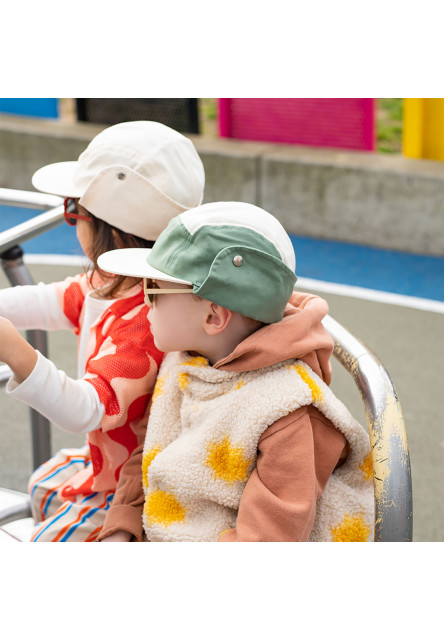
xmin=147 ymin=202 xmax=297 ymax=323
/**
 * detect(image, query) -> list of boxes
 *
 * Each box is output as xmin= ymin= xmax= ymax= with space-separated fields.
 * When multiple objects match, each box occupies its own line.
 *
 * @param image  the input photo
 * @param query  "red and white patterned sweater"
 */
xmin=2 ymin=272 xmax=163 ymax=497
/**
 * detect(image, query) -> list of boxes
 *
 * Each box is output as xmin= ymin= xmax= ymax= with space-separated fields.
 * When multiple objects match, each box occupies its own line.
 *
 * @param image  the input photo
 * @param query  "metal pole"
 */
xmin=0 ymin=245 xmax=51 ymax=469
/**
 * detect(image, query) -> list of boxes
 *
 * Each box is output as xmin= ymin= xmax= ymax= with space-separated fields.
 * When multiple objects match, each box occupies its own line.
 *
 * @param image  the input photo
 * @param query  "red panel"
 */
xmin=218 ymin=98 xmax=375 ymax=151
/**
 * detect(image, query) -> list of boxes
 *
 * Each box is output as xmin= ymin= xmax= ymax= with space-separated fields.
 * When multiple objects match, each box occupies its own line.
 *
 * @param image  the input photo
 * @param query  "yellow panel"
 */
xmin=403 ymin=98 xmax=444 ymax=161
xmin=423 ymin=99 xmax=444 ymax=160
xmin=402 ymin=98 xmax=423 ymax=158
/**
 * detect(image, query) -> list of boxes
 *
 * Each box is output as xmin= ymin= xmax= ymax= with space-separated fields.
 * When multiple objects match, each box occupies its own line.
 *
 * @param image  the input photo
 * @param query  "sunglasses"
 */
xmin=64 ymin=198 xmax=93 ymax=226
xmin=143 ymin=278 xmax=194 ymax=307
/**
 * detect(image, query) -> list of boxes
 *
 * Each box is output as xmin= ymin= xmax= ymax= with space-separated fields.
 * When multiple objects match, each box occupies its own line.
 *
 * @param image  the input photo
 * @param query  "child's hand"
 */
xmin=100 ymin=530 xmax=132 ymax=542
xmin=0 ymin=317 xmax=38 ymax=384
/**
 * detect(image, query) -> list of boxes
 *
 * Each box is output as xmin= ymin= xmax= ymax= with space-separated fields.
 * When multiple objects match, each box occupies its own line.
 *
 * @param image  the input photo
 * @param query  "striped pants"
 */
xmin=27 ymin=446 xmax=114 ymax=542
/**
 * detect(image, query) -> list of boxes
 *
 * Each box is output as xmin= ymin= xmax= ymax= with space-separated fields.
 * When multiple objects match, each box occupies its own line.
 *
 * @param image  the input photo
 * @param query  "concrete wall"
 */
xmin=1 ymin=115 xmax=443 ymax=256
xmin=257 ymin=145 xmax=444 ymax=256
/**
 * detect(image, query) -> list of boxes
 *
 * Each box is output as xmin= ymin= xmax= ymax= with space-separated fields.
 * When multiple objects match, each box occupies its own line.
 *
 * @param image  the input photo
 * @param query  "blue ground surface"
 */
xmin=291 ymin=235 xmax=444 ymax=301
xmin=0 ymin=205 xmax=83 ymax=258
xmin=1 ymin=205 xmax=443 ymax=302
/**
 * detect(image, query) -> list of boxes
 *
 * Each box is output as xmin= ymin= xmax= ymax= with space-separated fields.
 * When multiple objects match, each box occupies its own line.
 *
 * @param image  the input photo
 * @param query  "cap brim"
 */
xmin=97 ymin=248 xmax=192 ymax=284
xmin=31 ymin=161 xmax=82 ymax=197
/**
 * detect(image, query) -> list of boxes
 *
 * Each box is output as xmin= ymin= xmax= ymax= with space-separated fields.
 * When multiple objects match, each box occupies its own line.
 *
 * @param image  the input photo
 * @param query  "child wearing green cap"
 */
xmin=97 ymin=201 xmax=374 ymax=542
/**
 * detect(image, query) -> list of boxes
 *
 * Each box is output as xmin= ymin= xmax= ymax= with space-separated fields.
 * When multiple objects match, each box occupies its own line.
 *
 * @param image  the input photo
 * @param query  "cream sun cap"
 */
xmin=31 ymin=121 xmax=205 ymax=241
xmin=98 ymin=201 xmax=297 ymax=323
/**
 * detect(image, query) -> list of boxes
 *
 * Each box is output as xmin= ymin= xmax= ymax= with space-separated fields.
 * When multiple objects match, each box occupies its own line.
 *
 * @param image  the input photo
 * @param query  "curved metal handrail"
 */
xmin=0 ymin=188 xmax=64 ymax=255
xmin=0 ymin=187 xmax=63 ymax=210
xmin=0 ymin=488 xmax=32 ymax=526
xmin=323 ymin=314 xmax=413 ymax=542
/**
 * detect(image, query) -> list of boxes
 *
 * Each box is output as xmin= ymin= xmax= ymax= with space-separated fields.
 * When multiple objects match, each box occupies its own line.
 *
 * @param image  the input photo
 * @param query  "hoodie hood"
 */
xmin=214 ymin=291 xmax=333 ymax=385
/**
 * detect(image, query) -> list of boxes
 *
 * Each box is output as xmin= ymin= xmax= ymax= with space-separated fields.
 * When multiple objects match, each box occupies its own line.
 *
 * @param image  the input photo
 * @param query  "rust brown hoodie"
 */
xmin=98 ymin=291 xmax=347 ymax=542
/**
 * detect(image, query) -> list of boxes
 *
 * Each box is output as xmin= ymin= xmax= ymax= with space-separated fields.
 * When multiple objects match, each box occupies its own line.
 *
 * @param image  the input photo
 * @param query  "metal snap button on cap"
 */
xmin=233 ymin=255 xmax=243 ymax=267
xmin=117 ymin=170 xmax=126 ymax=180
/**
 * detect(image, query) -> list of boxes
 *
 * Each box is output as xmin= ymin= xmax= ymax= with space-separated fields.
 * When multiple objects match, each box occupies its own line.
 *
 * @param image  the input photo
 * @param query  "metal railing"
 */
xmin=323 ymin=315 xmax=413 ymax=542
xmin=0 ymin=187 xmax=65 ymax=469
xmin=0 ymin=187 xmax=413 ymax=541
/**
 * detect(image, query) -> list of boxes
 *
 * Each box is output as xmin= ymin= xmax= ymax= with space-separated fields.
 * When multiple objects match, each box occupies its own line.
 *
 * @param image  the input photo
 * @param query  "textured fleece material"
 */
xmin=141 ymin=352 xmax=373 ymax=541
xmin=99 ymin=291 xmax=373 ymax=542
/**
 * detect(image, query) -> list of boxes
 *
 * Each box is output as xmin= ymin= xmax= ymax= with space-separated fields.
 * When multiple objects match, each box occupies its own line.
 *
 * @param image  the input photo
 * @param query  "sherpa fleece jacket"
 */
xmin=99 ymin=291 xmax=373 ymax=542
xmin=141 ymin=352 xmax=373 ymax=541
xmin=0 ymin=273 xmax=163 ymax=495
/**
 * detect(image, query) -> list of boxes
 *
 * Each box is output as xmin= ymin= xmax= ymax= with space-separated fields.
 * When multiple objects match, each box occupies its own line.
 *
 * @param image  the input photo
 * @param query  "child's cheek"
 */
xmin=148 ymin=308 xmax=163 ymax=344
xmin=147 ymin=307 xmax=156 ymax=332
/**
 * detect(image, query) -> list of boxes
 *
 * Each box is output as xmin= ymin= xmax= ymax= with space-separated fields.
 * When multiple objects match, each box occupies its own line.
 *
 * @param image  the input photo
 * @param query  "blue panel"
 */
xmin=0 ymin=98 xmax=58 ymax=119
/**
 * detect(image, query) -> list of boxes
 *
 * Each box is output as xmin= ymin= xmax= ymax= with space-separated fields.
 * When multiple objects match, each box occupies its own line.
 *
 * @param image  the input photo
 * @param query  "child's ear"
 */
xmin=204 ymin=303 xmax=232 ymax=335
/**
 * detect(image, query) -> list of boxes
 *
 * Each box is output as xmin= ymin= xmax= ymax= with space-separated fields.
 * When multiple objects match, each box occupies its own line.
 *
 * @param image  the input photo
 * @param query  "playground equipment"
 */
xmin=76 ymin=98 xmax=200 ymax=133
xmin=403 ymin=98 xmax=444 ymax=161
xmin=0 ymin=188 xmax=412 ymax=541
xmin=0 ymin=98 xmax=58 ymax=119
xmin=218 ymin=98 xmax=376 ymax=151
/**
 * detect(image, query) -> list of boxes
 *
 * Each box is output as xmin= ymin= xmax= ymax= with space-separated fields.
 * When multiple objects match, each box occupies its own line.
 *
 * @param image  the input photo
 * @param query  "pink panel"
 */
xmin=218 ymin=98 xmax=375 ymax=151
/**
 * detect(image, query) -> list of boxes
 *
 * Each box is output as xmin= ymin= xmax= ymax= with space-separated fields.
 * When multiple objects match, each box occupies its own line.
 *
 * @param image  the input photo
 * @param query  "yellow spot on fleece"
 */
xmin=144 ymin=490 xmax=187 ymax=526
xmin=178 ymin=356 xmax=209 ymax=390
xmin=360 ymin=451 xmax=373 ymax=481
xmin=330 ymin=513 xmax=372 ymax=542
xmin=294 ymin=363 xmax=323 ymax=402
xmin=142 ymin=447 xmax=161 ymax=489
xmin=152 ymin=376 xmax=166 ymax=402
xmin=206 ymin=436 xmax=253 ymax=483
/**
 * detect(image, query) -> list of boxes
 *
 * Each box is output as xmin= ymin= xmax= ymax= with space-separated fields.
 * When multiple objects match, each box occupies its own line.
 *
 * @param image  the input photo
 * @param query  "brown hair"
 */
xmin=86 ymin=212 xmax=154 ymax=298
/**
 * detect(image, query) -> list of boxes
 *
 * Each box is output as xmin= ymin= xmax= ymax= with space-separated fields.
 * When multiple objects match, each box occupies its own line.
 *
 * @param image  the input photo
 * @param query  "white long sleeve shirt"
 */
xmin=0 ymin=273 xmax=163 ymax=494
xmin=2 ymin=282 xmax=109 ymax=433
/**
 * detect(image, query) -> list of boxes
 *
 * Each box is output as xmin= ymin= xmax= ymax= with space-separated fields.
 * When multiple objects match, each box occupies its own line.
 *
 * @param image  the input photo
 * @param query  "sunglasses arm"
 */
xmin=143 ymin=288 xmax=194 ymax=295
